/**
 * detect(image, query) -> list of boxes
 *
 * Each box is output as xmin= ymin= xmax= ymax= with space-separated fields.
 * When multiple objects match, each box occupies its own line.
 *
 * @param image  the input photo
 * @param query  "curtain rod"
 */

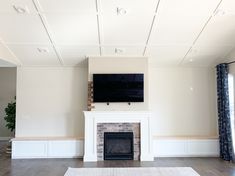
xmin=227 ymin=61 xmax=235 ymax=65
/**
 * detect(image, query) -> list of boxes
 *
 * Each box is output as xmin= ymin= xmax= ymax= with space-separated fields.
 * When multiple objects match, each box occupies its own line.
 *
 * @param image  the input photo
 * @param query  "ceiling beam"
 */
xmin=32 ymin=0 xmax=64 ymax=66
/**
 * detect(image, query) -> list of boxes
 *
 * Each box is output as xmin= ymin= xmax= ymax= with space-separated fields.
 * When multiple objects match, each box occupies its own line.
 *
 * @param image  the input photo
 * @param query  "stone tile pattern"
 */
xmin=97 ymin=123 xmax=140 ymax=160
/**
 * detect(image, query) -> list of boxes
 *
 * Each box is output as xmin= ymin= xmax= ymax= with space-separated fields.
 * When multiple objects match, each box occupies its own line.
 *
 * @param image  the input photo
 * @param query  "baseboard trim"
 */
xmin=12 ymin=138 xmax=220 ymax=159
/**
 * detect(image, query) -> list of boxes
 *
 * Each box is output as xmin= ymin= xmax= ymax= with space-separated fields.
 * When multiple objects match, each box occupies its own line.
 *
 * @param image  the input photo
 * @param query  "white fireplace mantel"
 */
xmin=83 ymin=111 xmax=154 ymax=162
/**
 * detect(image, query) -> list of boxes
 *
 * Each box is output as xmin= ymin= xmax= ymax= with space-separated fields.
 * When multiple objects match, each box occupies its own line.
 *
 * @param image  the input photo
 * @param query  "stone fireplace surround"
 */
xmin=83 ymin=111 xmax=153 ymax=162
xmin=97 ymin=123 xmax=140 ymax=160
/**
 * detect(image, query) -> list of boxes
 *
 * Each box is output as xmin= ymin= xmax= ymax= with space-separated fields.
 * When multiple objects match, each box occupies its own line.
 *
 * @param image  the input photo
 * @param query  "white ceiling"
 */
xmin=0 ymin=0 xmax=235 ymax=67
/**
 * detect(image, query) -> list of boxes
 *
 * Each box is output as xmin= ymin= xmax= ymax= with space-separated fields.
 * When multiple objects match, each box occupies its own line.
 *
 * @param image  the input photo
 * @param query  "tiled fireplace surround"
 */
xmin=83 ymin=111 xmax=154 ymax=162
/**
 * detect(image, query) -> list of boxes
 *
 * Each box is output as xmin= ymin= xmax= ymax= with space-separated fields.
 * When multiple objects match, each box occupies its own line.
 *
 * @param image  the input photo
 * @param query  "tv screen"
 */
xmin=93 ymin=74 xmax=144 ymax=103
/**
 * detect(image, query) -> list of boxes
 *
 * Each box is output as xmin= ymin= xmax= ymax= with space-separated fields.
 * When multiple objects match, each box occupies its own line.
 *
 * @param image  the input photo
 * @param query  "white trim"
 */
xmin=12 ymin=138 xmax=219 ymax=159
xmin=0 ymin=137 xmax=12 ymax=141
xmin=83 ymin=111 xmax=154 ymax=162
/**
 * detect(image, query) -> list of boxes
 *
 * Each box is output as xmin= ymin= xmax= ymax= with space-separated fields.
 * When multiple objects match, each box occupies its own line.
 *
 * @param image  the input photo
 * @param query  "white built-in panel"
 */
xmin=44 ymin=13 xmax=99 ymax=45
xmin=145 ymin=45 xmax=190 ymax=66
xmin=154 ymin=139 xmax=219 ymax=157
xmin=8 ymin=45 xmax=61 ymax=66
xmin=188 ymin=139 xmax=219 ymax=155
xmin=0 ymin=14 xmax=51 ymax=44
xmin=99 ymin=0 xmax=159 ymax=45
xmin=58 ymin=45 xmax=100 ymax=66
xmin=12 ymin=141 xmax=47 ymax=158
xmin=0 ymin=0 xmax=37 ymax=14
xmin=48 ymin=140 xmax=83 ymax=158
xmin=102 ymin=46 xmax=145 ymax=56
xmin=182 ymin=45 xmax=234 ymax=67
xmin=37 ymin=0 xmax=97 ymax=13
xmin=12 ymin=138 xmax=219 ymax=159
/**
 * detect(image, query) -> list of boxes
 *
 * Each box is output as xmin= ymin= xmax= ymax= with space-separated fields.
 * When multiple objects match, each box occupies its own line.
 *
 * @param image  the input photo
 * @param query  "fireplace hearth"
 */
xmin=104 ymin=132 xmax=134 ymax=160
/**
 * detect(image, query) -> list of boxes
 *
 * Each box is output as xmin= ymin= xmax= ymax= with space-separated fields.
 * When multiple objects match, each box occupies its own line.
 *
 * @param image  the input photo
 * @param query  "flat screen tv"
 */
xmin=93 ymin=74 xmax=144 ymax=103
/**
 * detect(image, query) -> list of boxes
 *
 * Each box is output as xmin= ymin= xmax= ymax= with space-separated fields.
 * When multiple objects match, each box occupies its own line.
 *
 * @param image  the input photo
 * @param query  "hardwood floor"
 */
xmin=1 ymin=141 xmax=235 ymax=176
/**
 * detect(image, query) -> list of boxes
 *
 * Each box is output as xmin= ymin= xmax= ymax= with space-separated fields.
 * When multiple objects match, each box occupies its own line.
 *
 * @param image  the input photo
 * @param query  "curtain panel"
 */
xmin=216 ymin=63 xmax=234 ymax=161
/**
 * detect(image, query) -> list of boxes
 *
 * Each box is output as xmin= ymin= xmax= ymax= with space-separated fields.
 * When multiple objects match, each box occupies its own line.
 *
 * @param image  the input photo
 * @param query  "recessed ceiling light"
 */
xmin=214 ymin=9 xmax=226 ymax=16
xmin=13 ymin=5 xmax=29 ymax=14
xmin=37 ymin=47 xmax=49 ymax=53
xmin=117 ymin=7 xmax=127 ymax=15
xmin=189 ymin=58 xmax=193 ymax=62
xmin=115 ymin=48 xmax=125 ymax=54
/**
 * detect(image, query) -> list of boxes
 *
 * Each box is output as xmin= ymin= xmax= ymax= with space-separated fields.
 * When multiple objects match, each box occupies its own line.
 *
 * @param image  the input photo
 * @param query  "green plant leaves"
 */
xmin=4 ymin=100 xmax=16 ymax=132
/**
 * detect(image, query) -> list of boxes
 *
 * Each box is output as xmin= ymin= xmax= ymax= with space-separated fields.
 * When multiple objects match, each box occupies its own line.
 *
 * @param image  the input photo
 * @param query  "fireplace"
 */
xmin=104 ymin=132 xmax=134 ymax=160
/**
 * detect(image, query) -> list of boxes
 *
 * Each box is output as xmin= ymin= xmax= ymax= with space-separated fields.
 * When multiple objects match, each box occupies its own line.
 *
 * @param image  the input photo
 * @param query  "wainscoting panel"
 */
xmin=12 ymin=141 xmax=48 ymax=158
xmin=154 ymin=138 xmax=219 ymax=157
xmin=12 ymin=138 xmax=219 ymax=159
xmin=48 ymin=140 xmax=84 ymax=158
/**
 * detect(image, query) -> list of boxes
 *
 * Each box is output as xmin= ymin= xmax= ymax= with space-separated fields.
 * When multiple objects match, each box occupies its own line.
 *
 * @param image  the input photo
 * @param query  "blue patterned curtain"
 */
xmin=216 ymin=63 xmax=234 ymax=161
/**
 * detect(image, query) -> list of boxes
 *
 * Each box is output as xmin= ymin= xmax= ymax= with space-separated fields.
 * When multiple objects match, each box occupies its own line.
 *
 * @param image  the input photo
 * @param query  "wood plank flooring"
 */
xmin=1 ymin=141 xmax=235 ymax=176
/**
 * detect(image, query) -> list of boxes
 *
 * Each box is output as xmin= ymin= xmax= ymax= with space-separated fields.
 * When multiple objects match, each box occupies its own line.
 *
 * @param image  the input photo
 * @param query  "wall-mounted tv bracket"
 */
xmin=107 ymin=102 xmax=110 ymax=105
xmin=128 ymin=102 xmax=131 ymax=105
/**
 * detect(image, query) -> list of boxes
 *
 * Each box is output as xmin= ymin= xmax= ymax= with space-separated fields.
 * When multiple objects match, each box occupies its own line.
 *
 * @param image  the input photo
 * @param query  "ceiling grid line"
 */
xmin=143 ymin=0 xmax=161 ymax=56
xmin=32 ymin=0 xmax=64 ymax=66
xmin=0 ymin=38 xmax=22 ymax=65
xmin=179 ymin=0 xmax=224 ymax=65
xmin=95 ymin=0 xmax=102 ymax=56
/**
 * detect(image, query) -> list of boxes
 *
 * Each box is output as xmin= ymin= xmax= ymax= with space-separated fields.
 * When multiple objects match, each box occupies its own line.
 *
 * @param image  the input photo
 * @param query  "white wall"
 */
xmin=149 ymin=67 xmax=217 ymax=136
xmin=0 ymin=67 xmax=16 ymax=139
xmin=15 ymin=65 xmax=217 ymax=138
xmin=89 ymin=57 xmax=149 ymax=111
xmin=16 ymin=67 xmax=87 ymax=137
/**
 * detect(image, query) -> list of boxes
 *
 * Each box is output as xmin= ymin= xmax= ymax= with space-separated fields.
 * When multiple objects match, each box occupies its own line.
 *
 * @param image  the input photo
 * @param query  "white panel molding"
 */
xmin=12 ymin=137 xmax=219 ymax=159
xmin=83 ymin=111 xmax=154 ymax=162
xmin=154 ymin=138 xmax=219 ymax=157
xmin=12 ymin=139 xmax=83 ymax=159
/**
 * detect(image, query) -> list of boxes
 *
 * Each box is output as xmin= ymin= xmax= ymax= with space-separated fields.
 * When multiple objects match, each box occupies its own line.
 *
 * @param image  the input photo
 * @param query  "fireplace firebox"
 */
xmin=104 ymin=132 xmax=134 ymax=160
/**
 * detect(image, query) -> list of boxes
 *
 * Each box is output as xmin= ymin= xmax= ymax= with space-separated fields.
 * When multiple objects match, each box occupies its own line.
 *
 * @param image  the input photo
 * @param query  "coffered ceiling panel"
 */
xmin=145 ymin=45 xmax=190 ymax=65
xmin=99 ymin=0 xmax=159 ymax=45
xmin=196 ymin=14 xmax=235 ymax=46
xmin=149 ymin=14 xmax=209 ymax=45
xmin=0 ymin=41 xmax=18 ymax=63
xmin=149 ymin=0 xmax=220 ymax=45
xmin=157 ymin=0 xmax=220 ymax=16
xmin=37 ymin=0 xmax=97 ymax=13
xmin=0 ymin=14 xmax=51 ymax=44
xmin=58 ymin=45 xmax=100 ymax=66
xmin=44 ymin=13 xmax=99 ymax=45
xmin=102 ymin=46 xmax=145 ymax=56
xmin=0 ymin=0 xmax=37 ymax=14
xmin=0 ymin=59 xmax=15 ymax=67
xmin=182 ymin=45 xmax=234 ymax=67
xmin=218 ymin=0 xmax=235 ymax=14
xmin=7 ymin=45 xmax=61 ymax=66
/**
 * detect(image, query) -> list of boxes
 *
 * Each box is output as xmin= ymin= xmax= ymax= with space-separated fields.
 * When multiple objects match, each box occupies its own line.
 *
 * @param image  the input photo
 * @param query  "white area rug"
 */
xmin=64 ymin=167 xmax=200 ymax=176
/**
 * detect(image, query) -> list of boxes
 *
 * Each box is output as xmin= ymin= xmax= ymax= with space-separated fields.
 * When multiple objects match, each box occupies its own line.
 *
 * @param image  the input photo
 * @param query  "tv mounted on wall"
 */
xmin=93 ymin=73 xmax=144 ymax=103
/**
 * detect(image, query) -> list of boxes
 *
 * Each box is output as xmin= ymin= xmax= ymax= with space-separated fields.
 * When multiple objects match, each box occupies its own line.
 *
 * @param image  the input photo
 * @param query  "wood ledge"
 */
xmin=11 ymin=136 xmax=84 ymax=141
xmin=154 ymin=135 xmax=219 ymax=140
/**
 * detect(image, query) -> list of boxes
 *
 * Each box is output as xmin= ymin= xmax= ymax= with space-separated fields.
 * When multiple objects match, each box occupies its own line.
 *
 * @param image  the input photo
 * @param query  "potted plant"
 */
xmin=4 ymin=97 xmax=16 ymax=153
